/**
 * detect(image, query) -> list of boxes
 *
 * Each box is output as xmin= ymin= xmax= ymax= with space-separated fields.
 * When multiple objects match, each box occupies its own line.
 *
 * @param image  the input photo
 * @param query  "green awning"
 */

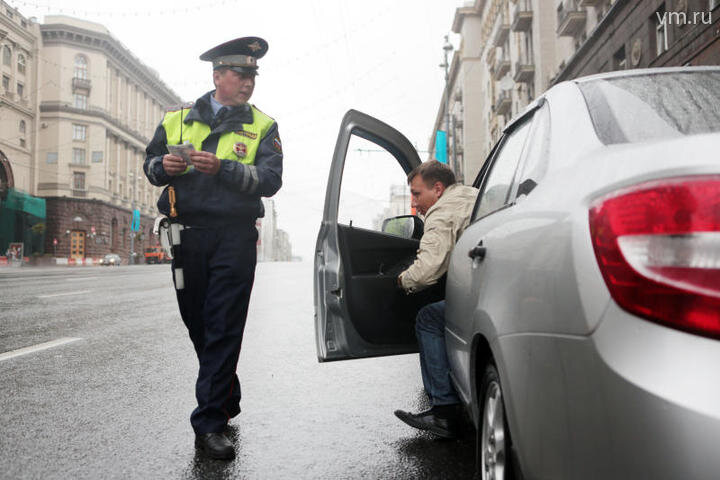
xmin=2 ymin=188 xmax=46 ymax=218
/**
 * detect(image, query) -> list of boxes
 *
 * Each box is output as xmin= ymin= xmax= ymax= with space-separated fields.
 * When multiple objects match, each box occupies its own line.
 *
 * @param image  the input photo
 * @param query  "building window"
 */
xmin=46 ymin=152 xmax=58 ymax=164
xmin=19 ymin=138 xmax=25 ymax=148
xmin=16 ymin=82 xmax=23 ymax=97
xmin=92 ymin=151 xmax=103 ymax=163
xmin=6 ymin=8 xmax=13 ymax=19
xmin=73 ymin=172 xmax=86 ymax=190
xmin=72 ymin=148 xmax=86 ymax=165
xmin=2 ymin=75 xmax=8 ymax=92
xmin=19 ymin=120 xmax=25 ymax=133
xmin=74 ymin=54 xmax=88 ymax=79
xmin=17 ymin=54 xmax=25 ymax=74
xmin=74 ymin=92 xmax=88 ymax=110
xmin=2 ymin=46 xmax=10 ymax=66
xmin=655 ymin=6 xmax=668 ymax=57
xmin=613 ymin=45 xmax=626 ymax=70
xmin=73 ymin=124 xmax=87 ymax=141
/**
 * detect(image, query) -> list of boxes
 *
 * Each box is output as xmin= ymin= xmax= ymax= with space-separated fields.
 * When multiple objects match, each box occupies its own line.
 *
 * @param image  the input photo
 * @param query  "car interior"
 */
xmin=336 ymin=220 xmax=444 ymax=346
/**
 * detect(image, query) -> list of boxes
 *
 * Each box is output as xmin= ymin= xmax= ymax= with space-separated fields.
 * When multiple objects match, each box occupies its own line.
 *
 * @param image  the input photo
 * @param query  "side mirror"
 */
xmin=381 ymin=215 xmax=424 ymax=240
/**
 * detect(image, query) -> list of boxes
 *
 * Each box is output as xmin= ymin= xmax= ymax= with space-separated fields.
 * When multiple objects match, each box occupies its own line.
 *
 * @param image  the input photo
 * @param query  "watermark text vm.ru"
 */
xmin=657 ymin=10 xmax=713 ymax=26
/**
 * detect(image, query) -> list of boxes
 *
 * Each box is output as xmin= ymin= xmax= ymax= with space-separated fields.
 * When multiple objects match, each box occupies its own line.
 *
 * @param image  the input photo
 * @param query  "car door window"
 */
xmin=337 ymin=134 xmax=411 ymax=231
xmin=473 ymin=118 xmax=532 ymax=221
xmin=515 ymin=104 xmax=551 ymax=199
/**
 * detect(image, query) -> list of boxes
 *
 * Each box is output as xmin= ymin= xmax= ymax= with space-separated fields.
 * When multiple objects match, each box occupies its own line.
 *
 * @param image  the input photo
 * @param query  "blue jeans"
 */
xmin=415 ymin=300 xmax=460 ymax=406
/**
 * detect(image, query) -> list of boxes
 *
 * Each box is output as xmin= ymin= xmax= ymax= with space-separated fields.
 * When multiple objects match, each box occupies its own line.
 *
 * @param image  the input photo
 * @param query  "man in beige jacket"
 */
xmin=394 ymin=160 xmax=478 ymax=439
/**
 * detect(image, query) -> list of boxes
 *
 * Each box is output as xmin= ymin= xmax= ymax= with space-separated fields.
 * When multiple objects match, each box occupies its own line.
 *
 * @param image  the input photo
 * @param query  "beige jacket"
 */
xmin=400 ymin=183 xmax=479 ymax=293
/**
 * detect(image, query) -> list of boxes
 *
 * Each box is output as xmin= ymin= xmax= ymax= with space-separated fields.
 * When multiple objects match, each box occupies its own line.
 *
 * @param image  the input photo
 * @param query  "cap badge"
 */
xmin=233 ymin=142 xmax=247 ymax=158
xmin=248 ymin=41 xmax=262 ymax=52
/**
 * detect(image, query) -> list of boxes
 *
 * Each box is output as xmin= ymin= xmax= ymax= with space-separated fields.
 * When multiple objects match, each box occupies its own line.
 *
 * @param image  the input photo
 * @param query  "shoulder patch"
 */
xmin=272 ymin=135 xmax=282 ymax=154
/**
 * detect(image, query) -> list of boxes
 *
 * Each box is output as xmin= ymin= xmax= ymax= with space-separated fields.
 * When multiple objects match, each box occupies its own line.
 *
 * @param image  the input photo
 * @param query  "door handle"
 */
xmin=468 ymin=241 xmax=486 ymax=261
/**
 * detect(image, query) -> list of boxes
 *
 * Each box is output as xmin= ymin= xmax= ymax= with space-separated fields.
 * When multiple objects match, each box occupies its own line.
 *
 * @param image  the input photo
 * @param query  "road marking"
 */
xmin=37 ymin=290 xmax=92 ymax=298
xmin=0 ymin=337 xmax=82 ymax=362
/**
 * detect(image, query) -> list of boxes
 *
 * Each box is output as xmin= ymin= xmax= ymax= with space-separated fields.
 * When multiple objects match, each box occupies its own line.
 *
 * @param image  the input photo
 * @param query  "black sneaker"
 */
xmin=195 ymin=432 xmax=236 ymax=460
xmin=394 ymin=407 xmax=460 ymax=439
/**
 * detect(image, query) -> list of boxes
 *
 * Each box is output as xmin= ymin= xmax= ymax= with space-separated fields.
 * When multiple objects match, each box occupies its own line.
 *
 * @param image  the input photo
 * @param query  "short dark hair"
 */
xmin=407 ymin=160 xmax=456 ymax=188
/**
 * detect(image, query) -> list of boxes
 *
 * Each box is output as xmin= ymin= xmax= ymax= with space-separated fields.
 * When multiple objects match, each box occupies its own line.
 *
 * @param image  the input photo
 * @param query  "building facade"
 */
xmin=38 ymin=16 xmax=180 ymax=262
xmin=0 ymin=1 xmax=44 ymax=259
xmin=257 ymin=198 xmax=293 ymax=262
xmin=431 ymin=0 xmax=719 ymax=183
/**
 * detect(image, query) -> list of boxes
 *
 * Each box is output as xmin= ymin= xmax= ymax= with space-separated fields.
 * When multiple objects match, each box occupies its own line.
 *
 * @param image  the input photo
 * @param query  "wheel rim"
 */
xmin=481 ymin=381 xmax=506 ymax=480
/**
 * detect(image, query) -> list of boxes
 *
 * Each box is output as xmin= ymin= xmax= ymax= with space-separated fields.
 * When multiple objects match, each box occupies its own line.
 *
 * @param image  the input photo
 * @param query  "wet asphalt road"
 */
xmin=0 ymin=262 xmax=475 ymax=479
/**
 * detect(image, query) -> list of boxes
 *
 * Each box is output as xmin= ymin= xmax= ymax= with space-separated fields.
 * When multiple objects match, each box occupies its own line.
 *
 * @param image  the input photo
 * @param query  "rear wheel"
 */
xmin=477 ymin=364 xmax=514 ymax=480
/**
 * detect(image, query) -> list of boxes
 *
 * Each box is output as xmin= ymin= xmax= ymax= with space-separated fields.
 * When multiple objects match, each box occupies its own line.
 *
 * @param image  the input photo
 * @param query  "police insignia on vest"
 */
xmin=233 ymin=142 xmax=247 ymax=158
xmin=236 ymin=130 xmax=258 ymax=140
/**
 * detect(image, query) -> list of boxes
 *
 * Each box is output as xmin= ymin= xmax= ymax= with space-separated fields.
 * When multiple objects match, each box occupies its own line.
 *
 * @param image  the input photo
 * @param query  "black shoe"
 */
xmin=195 ymin=432 xmax=236 ymax=460
xmin=394 ymin=408 xmax=460 ymax=439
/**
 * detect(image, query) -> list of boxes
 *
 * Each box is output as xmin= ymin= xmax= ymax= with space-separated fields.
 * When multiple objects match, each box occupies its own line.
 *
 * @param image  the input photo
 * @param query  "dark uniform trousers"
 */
xmin=172 ymin=222 xmax=258 ymax=435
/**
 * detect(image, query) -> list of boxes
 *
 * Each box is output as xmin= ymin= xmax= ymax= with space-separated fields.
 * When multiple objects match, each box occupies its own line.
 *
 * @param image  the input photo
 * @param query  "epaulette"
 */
xmin=165 ymin=101 xmax=194 ymax=113
xmin=251 ymin=104 xmax=275 ymax=122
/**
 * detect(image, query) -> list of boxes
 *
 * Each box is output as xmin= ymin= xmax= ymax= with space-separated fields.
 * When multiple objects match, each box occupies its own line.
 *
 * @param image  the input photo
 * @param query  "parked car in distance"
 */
xmin=314 ymin=67 xmax=720 ymax=479
xmin=100 ymin=253 xmax=121 ymax=266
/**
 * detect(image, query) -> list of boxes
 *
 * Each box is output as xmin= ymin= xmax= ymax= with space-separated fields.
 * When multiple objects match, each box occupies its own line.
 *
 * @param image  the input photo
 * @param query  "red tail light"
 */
xmin=589 ymin=176 xmax=720 ymax=338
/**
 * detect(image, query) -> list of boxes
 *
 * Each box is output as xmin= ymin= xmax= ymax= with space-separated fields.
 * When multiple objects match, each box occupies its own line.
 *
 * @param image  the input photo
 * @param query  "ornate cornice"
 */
xmin=40 ymin=23 xmax=181 ymax=106
xmin=0 ymin=14 xmax=38 ymax=45
xmin=40 ymin=101 xmax=150 ymax=147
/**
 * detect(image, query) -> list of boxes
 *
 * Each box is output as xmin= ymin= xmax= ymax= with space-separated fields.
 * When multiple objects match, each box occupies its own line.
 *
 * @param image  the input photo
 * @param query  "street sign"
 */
xmin=130 ymin=209 xmax=140 ymax=232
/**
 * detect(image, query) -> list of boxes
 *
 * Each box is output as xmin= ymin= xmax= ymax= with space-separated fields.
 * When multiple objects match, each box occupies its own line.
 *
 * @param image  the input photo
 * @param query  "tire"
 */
xmin=477 ymin=363 xmax=515 ymax=480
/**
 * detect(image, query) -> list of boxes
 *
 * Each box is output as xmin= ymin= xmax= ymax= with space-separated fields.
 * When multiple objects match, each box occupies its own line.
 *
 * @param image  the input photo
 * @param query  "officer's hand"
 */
xmin=162 ymin=154 xmax=187 ymax=176
xmin=190 ymin=151 xmax=221 ymax=175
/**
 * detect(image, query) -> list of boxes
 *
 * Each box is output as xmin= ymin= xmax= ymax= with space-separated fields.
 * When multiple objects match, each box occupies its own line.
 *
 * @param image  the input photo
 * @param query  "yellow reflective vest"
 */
xmin=162 ymin=104 xmax=275 ymax=174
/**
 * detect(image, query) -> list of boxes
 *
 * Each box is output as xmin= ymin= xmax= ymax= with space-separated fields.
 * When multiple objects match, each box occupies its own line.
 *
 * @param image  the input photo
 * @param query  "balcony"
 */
xmin=72 ymin=76 xmax=91 ymax=92
xmin=578 ymin=0 xmax=600 ymax=6
xmin=514 ymin=61 xmax=535 ymax=83
xmin=511 ymin=2 xmax=533 ymax=32
xmin=72 ymin=189 xmax=87 ymax=198
xmin=557 ymin=0 xmax=587 ymax=37
xmin=493 ymin=55 xmax=511 ymax=80
xmin=491 ymin=18 xmax=510 ymax=47
xmin=494 ymin=91 xmax=512 ymax=116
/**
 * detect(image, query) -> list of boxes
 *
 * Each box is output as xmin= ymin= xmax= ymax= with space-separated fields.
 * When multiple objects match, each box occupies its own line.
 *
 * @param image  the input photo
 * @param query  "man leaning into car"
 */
xmin=394 ymin=160 xmax=477 ymax=439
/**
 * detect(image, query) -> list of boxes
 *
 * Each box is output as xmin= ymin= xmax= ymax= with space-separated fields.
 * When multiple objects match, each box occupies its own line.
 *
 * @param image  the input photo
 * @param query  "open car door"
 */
xmin=314 ymin=110 xmax=441 ymax=362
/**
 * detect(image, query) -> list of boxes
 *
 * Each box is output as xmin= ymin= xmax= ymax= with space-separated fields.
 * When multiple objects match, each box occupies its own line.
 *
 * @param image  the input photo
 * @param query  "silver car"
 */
xmin=100 ymin=253 xmax=121 ymax=266
xmin=314 ymin=67 xmax=720 ymax=479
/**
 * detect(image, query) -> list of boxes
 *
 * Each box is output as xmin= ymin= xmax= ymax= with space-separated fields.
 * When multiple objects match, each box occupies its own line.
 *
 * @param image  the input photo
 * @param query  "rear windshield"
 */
xmin=579 ymin=71 xmax=720 ymax=145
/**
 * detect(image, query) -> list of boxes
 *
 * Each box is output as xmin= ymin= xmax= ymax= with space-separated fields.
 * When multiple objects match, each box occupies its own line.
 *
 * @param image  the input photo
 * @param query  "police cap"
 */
xmin=200 ymin=37 xmax=268 ymax=75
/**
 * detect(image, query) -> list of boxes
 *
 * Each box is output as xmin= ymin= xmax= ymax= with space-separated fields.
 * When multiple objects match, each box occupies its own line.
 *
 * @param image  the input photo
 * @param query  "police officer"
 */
xmin=143 ymin=37 xmax=282 ymax=460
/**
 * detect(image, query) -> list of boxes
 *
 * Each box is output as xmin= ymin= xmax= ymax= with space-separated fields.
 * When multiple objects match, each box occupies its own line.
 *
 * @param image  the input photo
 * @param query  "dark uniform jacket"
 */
xmin=144 ymin=91 xmax=283 ymax=227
